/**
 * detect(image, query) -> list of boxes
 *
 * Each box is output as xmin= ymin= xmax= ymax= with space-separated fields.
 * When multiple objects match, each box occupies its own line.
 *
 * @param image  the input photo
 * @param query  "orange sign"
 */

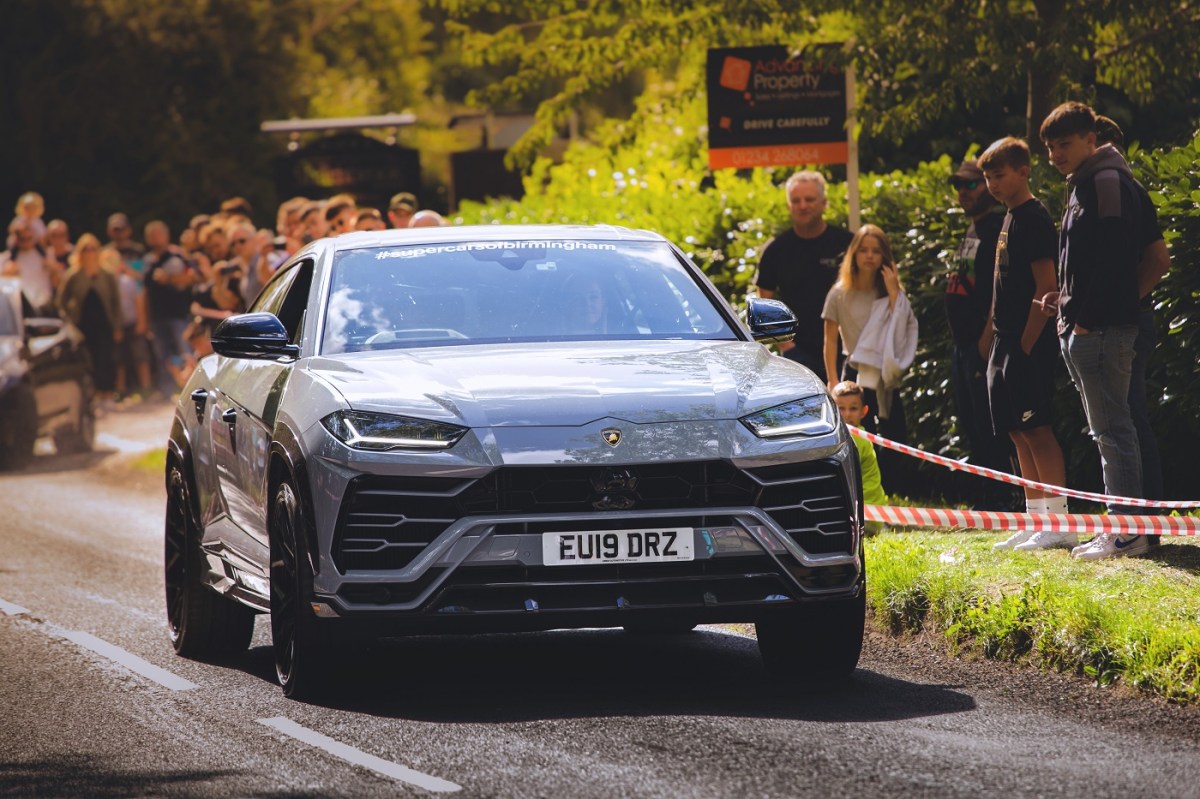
xmin=707 ymin=45 xmax=847 ymax=169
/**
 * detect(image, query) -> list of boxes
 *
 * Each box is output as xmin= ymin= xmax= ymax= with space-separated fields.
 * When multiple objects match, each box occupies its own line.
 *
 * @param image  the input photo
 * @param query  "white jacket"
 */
xmin=848 ymin=291 xmax=918 ymax=419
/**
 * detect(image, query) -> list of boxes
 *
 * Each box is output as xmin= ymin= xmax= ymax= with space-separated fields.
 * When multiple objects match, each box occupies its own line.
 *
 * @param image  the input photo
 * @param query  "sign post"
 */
xmin=845 ymin=62 xmax=860 ymax=232
xmin=706 ymin=45 xmax=859 ymax=230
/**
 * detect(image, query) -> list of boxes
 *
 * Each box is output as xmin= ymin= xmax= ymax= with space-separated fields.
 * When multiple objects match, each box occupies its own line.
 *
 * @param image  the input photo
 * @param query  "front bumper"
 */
xmin=315 ymin=507 xmax=862 ymax=631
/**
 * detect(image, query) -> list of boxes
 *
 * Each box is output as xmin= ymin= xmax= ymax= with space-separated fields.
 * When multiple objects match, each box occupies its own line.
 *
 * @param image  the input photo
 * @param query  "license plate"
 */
xmin=542 ymin=528 xmax=694 ymax=566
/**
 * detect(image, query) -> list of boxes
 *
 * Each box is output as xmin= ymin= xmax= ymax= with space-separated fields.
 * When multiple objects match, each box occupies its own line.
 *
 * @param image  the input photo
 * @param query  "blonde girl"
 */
xmin=821 ymin=224 xmax=914 ymax=495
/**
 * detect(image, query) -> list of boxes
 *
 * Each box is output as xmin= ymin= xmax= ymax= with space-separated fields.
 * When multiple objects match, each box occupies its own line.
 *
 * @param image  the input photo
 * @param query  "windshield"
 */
xmin=321 ymin=239 xmax=739 ymax=354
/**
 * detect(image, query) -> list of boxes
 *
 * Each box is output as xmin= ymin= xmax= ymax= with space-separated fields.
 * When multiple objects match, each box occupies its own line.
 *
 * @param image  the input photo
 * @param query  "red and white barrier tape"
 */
xmin=848 ymin=426 xmax=1200 ymax=510
xmin=865 ymin=504 xmax=1200 ymax=536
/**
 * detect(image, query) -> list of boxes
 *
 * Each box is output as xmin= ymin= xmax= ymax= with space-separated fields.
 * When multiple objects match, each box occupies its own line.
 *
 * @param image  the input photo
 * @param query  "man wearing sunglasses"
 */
xmin=144 ymin=220 xmax=197 ymax=397
xmin=944 ymin=158 xmax=1019 ymax=510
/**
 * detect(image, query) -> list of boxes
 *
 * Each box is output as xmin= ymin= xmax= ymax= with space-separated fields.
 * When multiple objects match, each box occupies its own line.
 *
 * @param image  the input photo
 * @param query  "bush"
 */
xmin=456 ymin=98 xmax=1200 ymax=504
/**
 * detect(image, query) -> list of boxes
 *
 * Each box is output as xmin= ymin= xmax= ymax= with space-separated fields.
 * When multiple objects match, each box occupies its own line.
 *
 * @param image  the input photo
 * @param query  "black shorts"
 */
xmin=987 ymin=332 xmax=1057 ymax=435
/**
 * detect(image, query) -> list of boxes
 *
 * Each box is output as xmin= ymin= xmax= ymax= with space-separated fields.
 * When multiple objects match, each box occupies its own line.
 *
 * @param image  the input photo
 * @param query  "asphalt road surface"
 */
xmin=2 ymin=400 xmax=1199 ymax=799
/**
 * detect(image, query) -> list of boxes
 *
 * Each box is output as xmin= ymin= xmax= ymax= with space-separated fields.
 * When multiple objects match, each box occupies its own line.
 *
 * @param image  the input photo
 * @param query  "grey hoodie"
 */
xmin=1057 ymin=144 xmax=1142 ymax=331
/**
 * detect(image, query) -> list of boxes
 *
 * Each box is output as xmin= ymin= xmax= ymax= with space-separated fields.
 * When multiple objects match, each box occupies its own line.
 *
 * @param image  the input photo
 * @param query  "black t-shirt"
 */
xmin=945 ymin=210 xmax=1004 ymax=347
xmin=993 ymin=198 xmax=1057 ymax=340
xmin=143 ymin=249 xmax=194 ymax=321
xmin=755 ymin=225 xmax=854 ymax=359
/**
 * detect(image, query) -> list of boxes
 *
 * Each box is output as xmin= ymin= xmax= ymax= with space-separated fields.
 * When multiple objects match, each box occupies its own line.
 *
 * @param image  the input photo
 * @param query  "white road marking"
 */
xmin=50 ymin=627 xmax=198 ymax=691
xmin=0 ymin=597 xmax=29 ymax=616
xmin=258 ymin=716 xmax=461 ymax=793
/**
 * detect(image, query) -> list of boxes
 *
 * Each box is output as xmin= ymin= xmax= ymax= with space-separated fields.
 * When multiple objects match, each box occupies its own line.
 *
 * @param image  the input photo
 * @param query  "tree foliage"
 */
xmin=0 ymin=0 xmax=433 ymax=235
xmin=843 ymin=0 xmax=1200 ymax=143
xmin=438 ymin=0 xmax=1200 ymax=164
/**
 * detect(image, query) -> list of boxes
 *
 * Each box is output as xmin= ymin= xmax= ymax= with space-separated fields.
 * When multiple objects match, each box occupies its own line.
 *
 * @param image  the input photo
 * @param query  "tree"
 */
xmin=0 ymin=0 xmax=435 ymax=233
xmin=843 ymin=0 xmax=1200 ymax=143
xmin=436 ymin=0 xmax=1200 ymax=161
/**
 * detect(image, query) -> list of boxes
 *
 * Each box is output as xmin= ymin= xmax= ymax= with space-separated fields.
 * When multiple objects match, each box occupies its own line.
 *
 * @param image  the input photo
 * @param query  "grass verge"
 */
xmin=130 ymin=448 xmax=166 ymax=474
xmin=866 ymin=530 xmax=1200 ymax=704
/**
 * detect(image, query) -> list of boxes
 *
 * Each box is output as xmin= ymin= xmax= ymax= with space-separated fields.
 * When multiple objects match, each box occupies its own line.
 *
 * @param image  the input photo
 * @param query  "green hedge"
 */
xmin=454 ymin=102 xmax=1200 ymax=504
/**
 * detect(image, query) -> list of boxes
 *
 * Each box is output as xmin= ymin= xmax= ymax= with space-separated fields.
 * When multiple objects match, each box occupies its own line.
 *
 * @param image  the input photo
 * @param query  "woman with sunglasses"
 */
xmin=57 ymin=233 xmax=123 ymax=404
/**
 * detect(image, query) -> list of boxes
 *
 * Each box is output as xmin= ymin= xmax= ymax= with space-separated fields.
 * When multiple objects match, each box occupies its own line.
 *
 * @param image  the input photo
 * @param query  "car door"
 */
xmin=213 ymin=260 xmax=314 ymax=545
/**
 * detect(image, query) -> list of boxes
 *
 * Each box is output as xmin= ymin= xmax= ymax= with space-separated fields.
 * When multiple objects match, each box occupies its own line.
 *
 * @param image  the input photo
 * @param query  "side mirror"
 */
xmin=211 ymin=313 xmax=299 ymax=360
xmin=746 ymin=297 xmax=797 ymax=343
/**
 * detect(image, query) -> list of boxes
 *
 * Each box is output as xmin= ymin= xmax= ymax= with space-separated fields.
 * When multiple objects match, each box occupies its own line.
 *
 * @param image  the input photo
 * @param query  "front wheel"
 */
xmin=755 ymin=590 xmax=865 ymax=684
xmin=54 ymin=404 xmax=95 ymax=454
xmin=165 ymin=463 xmax=255 ymax=659
xmin=0 ymin=383 xmax=37 ymax=470
xmin=271 ymin=480 xmax=337 ymax=700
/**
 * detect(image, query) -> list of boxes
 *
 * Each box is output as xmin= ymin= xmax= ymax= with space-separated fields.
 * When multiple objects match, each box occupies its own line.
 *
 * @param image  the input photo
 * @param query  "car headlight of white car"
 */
xmin=321 ymin=410 xmax=467 ymax=451
xmin=740 ymin=395 xmax=838 ymax=439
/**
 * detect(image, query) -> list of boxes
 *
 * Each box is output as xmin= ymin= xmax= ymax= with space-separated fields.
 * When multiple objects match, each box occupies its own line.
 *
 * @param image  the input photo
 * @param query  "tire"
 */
xmin=755 ymin=589 xmax=865 ymax=684
xmin=0 ymin=383 xmax=37 ymax=470
xmin=164 ymin=463 xmax=255 ymax=659
xmin=54 ymin=402 xmax=95 ymax=455
xmin=271 ymin=479 xmax=337 ymax=700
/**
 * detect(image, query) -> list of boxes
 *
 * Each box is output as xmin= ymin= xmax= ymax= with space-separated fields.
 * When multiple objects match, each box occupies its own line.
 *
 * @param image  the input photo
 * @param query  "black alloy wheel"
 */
xmin=0 ymin=383 xmax=37 ymax=470
xmin=164 ymin=463 xmax=254 ymax=659
xmin=54 ymin=401 xmax=95 ymax=454
xmin=270 ymin=479 xmax=332 ymax=700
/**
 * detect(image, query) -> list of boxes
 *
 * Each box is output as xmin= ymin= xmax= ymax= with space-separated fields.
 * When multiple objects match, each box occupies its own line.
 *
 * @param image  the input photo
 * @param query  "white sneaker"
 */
xmin=1013 ymin=530 xmax=1079 ymax=551
xmin=993 ymin=530 xmax=1035 ymax=550
xmin=1072 ymin=533 xmax=1148 ymax=561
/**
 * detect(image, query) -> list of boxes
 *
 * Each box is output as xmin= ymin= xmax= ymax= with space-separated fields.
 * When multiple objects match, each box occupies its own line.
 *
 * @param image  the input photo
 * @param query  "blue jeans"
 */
xmin=150 ymin=316 xmax=190 ymax=394
xmin=1060 ymin=325 xmax=1141 ymax=514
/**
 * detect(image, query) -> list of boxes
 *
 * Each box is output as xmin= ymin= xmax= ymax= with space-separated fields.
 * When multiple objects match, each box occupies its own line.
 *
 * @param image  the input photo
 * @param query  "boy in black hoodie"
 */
xmin=1039 ymin=102 xmax=1146 ymax=560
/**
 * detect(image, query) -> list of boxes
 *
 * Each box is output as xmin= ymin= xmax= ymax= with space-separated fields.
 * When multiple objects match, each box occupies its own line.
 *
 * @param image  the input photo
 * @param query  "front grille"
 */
xmin=332 ymin=459 xmax=853 ymax=571
xmin=746 ymin=462 xmax=855 ymax=555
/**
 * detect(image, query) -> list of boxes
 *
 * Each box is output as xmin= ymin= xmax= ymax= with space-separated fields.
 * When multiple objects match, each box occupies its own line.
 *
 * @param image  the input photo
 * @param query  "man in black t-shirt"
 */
xmin=754 ymin=171 xmax=853 ymax=382
xmin=944 ymin=157 xmax=1018 ymax=509
xmin=978 ymin=137 xmax=1071 ymax=552
xmin=1042 ymin=102 xmax=1153 ymax=560
xmin=143 ymin=220 xmax=199 ymax=395
xmin=1096 ymin=116 xmax=1171 ymax=546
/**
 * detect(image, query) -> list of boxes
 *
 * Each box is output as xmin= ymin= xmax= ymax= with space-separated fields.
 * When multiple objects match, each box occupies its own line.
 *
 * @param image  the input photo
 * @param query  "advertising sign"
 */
xmin=706 ymin=45 xmax=848 ymax=170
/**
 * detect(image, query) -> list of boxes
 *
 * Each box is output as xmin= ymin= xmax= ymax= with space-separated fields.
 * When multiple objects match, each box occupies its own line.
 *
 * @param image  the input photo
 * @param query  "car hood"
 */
xmin=305 ymin=340 xmax=823 ymax=428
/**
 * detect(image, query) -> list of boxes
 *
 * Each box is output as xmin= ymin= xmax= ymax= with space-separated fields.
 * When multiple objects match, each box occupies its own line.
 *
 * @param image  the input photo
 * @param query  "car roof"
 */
xmin=326 ymin=224 xmax=668 ymax=252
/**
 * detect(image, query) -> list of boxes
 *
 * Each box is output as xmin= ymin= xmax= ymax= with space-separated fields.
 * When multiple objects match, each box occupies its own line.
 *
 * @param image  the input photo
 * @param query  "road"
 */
xmin=2 ymin=400 xmax=1199 ymax=799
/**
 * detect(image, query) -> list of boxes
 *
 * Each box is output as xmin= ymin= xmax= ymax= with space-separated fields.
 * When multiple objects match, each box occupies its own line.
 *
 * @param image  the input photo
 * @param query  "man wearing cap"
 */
xmin=944 ymin=156 xmax=1019 ymax=509
xmin=388 ymin=193 xmax=418 ymax=229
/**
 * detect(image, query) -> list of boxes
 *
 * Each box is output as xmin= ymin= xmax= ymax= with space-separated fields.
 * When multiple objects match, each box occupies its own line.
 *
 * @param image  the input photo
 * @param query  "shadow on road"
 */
xmin=0 ymin=755 xmax=241 ymax=799
xmin=237 ymin=627 xmax=975 ymax=724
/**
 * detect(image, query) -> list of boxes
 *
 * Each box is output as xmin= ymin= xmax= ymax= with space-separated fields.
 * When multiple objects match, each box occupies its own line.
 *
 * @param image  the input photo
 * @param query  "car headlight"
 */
xmin=321 ymin=410 xmax=467 ymax=451
xmin=740 ymin=395 xmax=838 ymax=439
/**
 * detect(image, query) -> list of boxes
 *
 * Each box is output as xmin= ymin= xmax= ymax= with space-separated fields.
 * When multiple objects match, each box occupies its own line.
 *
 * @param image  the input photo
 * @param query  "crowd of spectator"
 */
xmin=0 ymin=190 xmax=441 ymax=405
xmin=754 ymin=102 xmax=1170 ymax=561
xmin=1 ymin=101 xmax=1170 ymax=562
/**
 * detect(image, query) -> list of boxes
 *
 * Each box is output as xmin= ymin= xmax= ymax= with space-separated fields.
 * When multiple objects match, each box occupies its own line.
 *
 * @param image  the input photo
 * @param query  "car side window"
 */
xmin=251 ymin=259 xmax=314 ymax=343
